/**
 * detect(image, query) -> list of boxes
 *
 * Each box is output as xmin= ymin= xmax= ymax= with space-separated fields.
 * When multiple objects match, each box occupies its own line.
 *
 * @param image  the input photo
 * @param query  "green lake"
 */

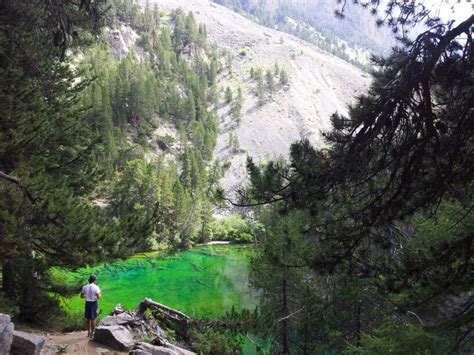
xmin=61 ymin=244 xmax=259 ymax=319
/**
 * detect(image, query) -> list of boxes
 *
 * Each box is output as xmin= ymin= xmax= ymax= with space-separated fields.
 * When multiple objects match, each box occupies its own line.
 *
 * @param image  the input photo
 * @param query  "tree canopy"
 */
xmin=244 ymin=9 xmax=473 ymax=353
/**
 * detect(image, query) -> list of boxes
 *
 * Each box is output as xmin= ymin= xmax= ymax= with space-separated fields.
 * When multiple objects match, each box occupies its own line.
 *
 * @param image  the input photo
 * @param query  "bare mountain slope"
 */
xmin=144 ymin=0 xmax=370 ymax=198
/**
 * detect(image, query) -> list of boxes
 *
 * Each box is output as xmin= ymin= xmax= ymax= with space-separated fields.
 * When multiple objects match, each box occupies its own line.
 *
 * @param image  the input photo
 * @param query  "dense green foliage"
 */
xmin=243 ymin=13 xmax=474 ymax=354
xmin=0 ymin=0 xmax=111 ymax=322
xmin=211 ymin=215 xmax=254 ymax=244
xmin=60 ymin=245 xmax=258 ymax=319
xmin=0 ymin=0 xmax=224 ymax=322
xmin=2 ymin=1 xmax=472 ymax=354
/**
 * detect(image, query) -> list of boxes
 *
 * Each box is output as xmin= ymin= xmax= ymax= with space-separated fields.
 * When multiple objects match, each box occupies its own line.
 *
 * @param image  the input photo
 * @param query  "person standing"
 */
xmin=80 ymin=274 xmax=101 ymax=338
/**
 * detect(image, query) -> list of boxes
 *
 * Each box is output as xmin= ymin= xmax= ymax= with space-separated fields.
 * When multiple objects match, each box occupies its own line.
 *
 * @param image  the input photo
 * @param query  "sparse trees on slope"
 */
xmin=231 ymin=86 xmax=244 ymax=125
xmin=279 ymin=68 xmax=289 ymax=85
xmin=225 ymin=86 xmax=233 ymax=103
xmin=265 ymin=69 xmax=274 ymax=93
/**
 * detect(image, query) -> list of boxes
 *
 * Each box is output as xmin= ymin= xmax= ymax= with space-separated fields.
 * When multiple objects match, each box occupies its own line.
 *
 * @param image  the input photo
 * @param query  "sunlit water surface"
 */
xmin=60 ymin=245 xmax=259 ymax=318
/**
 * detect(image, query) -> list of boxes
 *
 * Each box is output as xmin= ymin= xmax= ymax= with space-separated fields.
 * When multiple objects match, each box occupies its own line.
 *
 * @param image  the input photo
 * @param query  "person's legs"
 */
xmin=85 ymin=301 xmax=94 ymax=337
xmin=90 ymin=301 xmax=98 ymax=338
xmin=91 ymin=319 xmax=96 ymax=336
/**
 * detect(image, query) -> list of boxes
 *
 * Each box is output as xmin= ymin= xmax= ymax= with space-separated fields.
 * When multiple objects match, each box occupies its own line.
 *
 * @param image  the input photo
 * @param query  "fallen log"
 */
xmin=137 ymin=298 xmax=191 ymax=323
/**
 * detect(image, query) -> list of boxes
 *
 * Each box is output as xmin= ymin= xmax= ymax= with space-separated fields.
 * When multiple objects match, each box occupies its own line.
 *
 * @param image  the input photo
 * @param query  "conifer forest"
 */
xmin=0 ymin=0 xmax=472 ymax=354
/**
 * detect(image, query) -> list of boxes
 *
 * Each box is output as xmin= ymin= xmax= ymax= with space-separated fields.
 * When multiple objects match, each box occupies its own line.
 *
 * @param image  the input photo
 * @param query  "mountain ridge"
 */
xmin=142 ymin=0 xmax=370 ymax=201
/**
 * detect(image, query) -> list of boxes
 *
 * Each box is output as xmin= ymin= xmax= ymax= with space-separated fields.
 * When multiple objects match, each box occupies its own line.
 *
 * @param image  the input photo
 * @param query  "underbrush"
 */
xmin=0 ymin=290 xmax=84 ymax=332
xmin=189 ymin=328 xmax=243 ymax=354
xmin=210 ymin=215 xmax=261 ymax=244
xmin=0 ymin=291 xmax=17 ymax=317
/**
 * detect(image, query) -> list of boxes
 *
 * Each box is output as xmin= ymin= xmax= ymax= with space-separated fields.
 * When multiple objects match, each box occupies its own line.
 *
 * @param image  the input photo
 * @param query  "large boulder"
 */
xmin=10 ymin=330 xmax=45 ymax=355
xmin=98 ymin=307 xmax=165 ymax=340
xmin=0 ymin=314 xmax=14 ymax=355
xmin=131 ymin=342 xmax=196 ymax=355
xmin=99 ymin=313 xmax=133 ymax=327
xmin=93 ymin=325 xmax=134 ymax=351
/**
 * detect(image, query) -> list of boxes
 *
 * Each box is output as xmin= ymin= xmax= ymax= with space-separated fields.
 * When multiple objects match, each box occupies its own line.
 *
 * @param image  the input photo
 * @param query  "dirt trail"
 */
xmin=40 ymin=331 xmax=126 ymax=355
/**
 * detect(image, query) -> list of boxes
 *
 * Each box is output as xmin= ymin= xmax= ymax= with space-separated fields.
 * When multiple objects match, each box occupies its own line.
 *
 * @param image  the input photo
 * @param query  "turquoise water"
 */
xmin=61 ymin=245 xmax=259 ymax=319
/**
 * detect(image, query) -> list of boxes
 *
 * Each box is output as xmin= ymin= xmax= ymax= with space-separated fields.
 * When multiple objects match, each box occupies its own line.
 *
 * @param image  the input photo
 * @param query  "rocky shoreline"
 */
xmin=0 ymin=314 xmax=46 ymax=355
xmin=1 ymin=299 xmax=199 ymax=355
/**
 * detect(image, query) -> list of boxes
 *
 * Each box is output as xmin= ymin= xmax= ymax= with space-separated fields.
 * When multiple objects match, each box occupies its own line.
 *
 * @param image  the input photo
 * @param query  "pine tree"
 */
xmin=227 ymin=53 xmax=233 ymax=75
xmin=279 ymin=68 xmax=289 ymax=86
xmin=245 ymin=13 xmax=474 ymax=353
xmin=231 ymin=86 xmax=244 ymax=125
xmin=0 ymin=0 xmax=113 ymax=321
xmin=208 ymin=59 xmax=218 ymax=85
xmin=172 ymin=9 xmax=186 ymax=52
xmin=185 ymin=11 xmax=199 ymax=44
xmin=225 ymin=86 xmax=233 ymax=104
xmin=257 ymin=78 xmax=265 ymax=105
xmin=153 ymin=4 xmax=160 ymax=27
xmin=274 ymin=62 xmax=280 ymax=76
xmin=187 ymin=91 xmax=197 ymax=121
xmin=265 ymin=69 xmax=274 ymax=93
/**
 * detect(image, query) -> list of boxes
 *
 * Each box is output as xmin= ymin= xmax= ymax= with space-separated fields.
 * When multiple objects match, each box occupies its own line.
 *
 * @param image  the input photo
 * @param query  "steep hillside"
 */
xmin=143 ymin=0 xmax=370 ymax=201
xmin=214 ymin=0 xmax=397 ymax=56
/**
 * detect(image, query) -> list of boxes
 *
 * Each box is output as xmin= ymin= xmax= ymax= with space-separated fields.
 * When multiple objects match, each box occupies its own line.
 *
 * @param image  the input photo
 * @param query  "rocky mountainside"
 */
xmin=142 ymin=0 xmax=370 ymax=203
xmin=214 ymin=0 xmax=397 ymax=55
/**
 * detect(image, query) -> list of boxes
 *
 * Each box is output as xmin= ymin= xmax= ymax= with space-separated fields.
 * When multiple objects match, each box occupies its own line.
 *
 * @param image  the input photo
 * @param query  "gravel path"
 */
xmin=41 ymin=330 xmax=126 ymax=355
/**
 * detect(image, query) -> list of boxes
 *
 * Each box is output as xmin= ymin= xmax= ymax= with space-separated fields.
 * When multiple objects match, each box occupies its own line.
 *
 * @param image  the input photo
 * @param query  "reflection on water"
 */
xmin=61 ymin=245 xmax=259 ymax=318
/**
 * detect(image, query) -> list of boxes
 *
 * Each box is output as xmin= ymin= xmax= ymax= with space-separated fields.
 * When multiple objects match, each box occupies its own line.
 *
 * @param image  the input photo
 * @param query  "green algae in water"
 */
xmin=60 ymin=245 xmax=259 ymax=318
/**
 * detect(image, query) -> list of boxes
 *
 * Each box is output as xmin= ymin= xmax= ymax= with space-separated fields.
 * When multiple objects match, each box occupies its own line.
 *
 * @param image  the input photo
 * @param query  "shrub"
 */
xmin=190 ymin=328 xmax=241 ymax=354
xmin=211 ymin=215 xmax=253 ymax=243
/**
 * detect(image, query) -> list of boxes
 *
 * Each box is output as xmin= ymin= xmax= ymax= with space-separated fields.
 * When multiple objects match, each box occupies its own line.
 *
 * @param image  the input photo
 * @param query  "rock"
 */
xmin=99 ymin=313 xmax=133 ymax=327
xmin=10 ymin=330 xmax=45 ymax=355
xmin=105 ymin=25 xmax=141 ymax=61
xmin=180 ymin=43 xmax=209 ymax=66
xmin=131 ymin=342 xmax=196 ymax=355
xmin=93 ymin=325 xmax=134 ymax=351
xmin=111 ymin=304 xmax=126 ymax=315
xmin=167 ymin=343 xmax=196 ymax=355
xmin=0 ymin=313 xmax=14 ymax=355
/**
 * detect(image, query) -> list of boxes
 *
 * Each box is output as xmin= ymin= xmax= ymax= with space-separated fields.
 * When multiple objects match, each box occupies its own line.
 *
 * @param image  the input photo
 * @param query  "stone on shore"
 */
xmin=0 ymin=314 xmax=14 ymax=355
xmin=93 ymin=325 xmax=134 ymax=351
xmin=10 ymin=330 xmax=45 ymax=355
xmin=100 ymin=313 xmax=133 ymax=327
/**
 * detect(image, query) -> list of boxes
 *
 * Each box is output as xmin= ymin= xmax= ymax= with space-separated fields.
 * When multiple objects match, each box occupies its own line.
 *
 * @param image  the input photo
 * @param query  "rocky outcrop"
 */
xmin=0 ymin=313 xmax=14 ymax=355
xmin=105 ymin=25 xmax=143 ymax=61
xmin=180 ymin=43 xmax=209 ymax=67
xmin=100 ymin=312 xmax=133 ymax=327
xmin=93 ymin=301 xmax=195 ymax=355
xmin=94 ymin=325 xmax=134 ymax=351
xmin=10 ymin=330 xmax=45 ymax=355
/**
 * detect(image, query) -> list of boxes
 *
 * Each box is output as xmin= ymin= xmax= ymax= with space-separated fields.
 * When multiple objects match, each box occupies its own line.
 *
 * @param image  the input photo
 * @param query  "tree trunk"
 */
xmin=2 ymin=261 xmax=15 ymax=299
xmin=281 ymin=276 xmax=289 ymax=354
xmin=356 ymin=300 xmax=362 ymax=347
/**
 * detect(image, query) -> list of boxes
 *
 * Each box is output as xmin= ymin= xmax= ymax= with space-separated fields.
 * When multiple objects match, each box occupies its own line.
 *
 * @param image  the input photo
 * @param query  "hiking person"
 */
xmin=80 ymin=274 xmax=101 ymax=338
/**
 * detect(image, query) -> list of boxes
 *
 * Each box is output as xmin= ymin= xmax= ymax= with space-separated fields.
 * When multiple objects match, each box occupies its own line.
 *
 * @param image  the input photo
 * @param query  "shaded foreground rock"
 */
xmin=0 ymin=313 xmax=14 ymax=355
xmin=94 ymin=325 xmax=134 ymax=351
xmin=10 ymin=330 xmax=45 ymax=355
